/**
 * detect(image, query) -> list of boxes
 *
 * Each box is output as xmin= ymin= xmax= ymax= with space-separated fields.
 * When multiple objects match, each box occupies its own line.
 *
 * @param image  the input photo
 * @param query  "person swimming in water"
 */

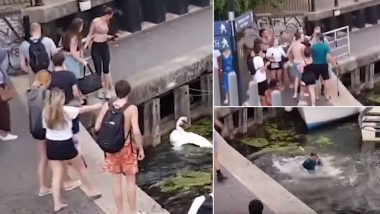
xmin=302 ymin=152 xmax=322 ymax=171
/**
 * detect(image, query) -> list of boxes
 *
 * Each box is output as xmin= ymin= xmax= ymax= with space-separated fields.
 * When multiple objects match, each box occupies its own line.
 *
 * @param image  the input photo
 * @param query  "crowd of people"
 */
xmin=216 ymin=25 xmax=338 ymax=106
xmin=0 ymin=6 xmax=147 ymax=214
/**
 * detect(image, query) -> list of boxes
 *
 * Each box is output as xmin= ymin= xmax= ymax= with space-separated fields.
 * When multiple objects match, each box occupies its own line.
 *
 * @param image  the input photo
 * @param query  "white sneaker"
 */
xmin=0 ymin=133 xmax=18 ymax=141
xmin=292 ymin=93 xmax=298 ymax=99
xmin=223 ymin=99 xmax=228 ymax=105
xmin=96 ymin=89 xmax=105 ymax=99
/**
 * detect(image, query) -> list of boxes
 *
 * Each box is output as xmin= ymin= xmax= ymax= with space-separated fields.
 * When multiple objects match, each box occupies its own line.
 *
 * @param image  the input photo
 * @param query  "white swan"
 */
xmin=170 ymin=116 xmax=213 ymax=149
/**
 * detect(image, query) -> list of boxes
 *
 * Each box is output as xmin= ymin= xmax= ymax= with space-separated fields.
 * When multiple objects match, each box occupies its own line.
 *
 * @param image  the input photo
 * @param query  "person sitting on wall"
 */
xmin=302 ymin=152 xmax=322 ymax=172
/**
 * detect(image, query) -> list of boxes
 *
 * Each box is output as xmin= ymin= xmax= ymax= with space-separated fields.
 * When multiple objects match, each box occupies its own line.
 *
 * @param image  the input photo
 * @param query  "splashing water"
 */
xmin=272 ymin=155 xmax=344 ymax=181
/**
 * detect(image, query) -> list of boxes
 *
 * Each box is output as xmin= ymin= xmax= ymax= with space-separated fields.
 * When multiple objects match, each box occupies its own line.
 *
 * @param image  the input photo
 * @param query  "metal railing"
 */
xmin=323 ymin=26 xmax=351 ymax=60
xmin=0 ymin=0 xmax=31 ymax=6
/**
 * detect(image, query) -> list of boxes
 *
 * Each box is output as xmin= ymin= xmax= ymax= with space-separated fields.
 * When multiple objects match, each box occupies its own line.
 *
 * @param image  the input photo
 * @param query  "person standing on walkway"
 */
xmin=252 ymin=46 xmax=270 ymax=105
xmin=311 ymin=33 xmax=337 ymax=100
xmin=61 ymin=18 xmax=88 ymax=105
xmin=95 ymin=80 xmax=145 ymax=214
xmin=0 ymin=49 xmax=17 ymax=141
xmin=259 ymin=28 xmax=272 ymax=54
xmin=84 ymin=6 xmax=117 ymax=100
xmin=287 ymin=32 xmax=306 ymax=99
xmin=43 ymin=88 xmax=102 ymax=212
xmin=19 ymin=22 xmax=57 ymax=84
xmin=220 ymin=49 xmax=234 ymax=105
xmin=27 ymin=70 xmax=51 ymax=196
xmin=61 ymin=18 xmax=88 ymax=79
xmin=266 ymin=38 xmax=287 ymax=87
xmin=300 ymin=47 xmax=317 ymax=106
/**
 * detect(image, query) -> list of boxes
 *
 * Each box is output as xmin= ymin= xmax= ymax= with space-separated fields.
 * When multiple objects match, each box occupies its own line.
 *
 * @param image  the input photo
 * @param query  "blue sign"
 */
xmin=214 ymin=21 xmax=232 ymax=36
xmin=214 ymin=36 xmax=232 ymax=50
xmin=235 ymin=11 xmax=255 ymax=32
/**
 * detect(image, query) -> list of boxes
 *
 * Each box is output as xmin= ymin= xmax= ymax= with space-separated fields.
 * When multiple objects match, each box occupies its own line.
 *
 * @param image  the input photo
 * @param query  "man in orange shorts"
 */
xmin=95 ymin=80 xmax=145 ymax=214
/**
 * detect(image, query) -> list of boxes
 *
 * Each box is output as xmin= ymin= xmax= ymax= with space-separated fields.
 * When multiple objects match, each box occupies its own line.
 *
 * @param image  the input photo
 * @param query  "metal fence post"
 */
xmin=228 ymin=71 xmax=239 ymax=106
xmin=271 ymin=90 xmax=282 ymax=106
xmin=310 ymin=0 xmax=316 ymax=12
xmin=247 ymin=81 xmax=260 ymax=106
xmin=334 ymin=0 xmax=339 ymax=7
xmin=214 ymin=68 xmax=221 ymax=106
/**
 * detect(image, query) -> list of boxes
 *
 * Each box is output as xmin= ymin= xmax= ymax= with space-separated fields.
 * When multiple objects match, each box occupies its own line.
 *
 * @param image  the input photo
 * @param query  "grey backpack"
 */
xmin=27 ymin=88 xmax=48 ymax=140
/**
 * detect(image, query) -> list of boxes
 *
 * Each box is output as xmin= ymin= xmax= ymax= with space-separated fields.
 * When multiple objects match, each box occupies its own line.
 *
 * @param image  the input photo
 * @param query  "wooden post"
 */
xmin=143 ymin=98 xmax=161 ymax=146
xmin=214 ymin=68 xmax=221 ymax=106
xmin=238 ymin=108 xmax=248 ymax=134
xmin=254 ymin=108 xmax=263 ymax=125
xmin=351 ymin=69 xmax=361 ymax=94
xmin=228 ymin=72 xmax=239 ymax=106
xmin=174 ymin=85 xmax=191 ymax=127
xmin=366 ymin=63 xmax=375 ymax=89
xmin=200 ymin=72 xmax=212 ymax=108
xmin=224 ymin=114 xmax=234 ymax=133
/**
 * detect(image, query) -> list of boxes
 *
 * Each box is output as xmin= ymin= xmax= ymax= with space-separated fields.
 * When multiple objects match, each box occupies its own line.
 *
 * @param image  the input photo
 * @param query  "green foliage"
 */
xmin=160 ymin=170 xmax=212 ymax=193
xmin=185 ymin=117 xmax=212 ymax=141
xmin=214 ymin=0 xmax=283 ymax=20
xmin=315 ymin=135 xmax=333 ymax=146
xmin=241 ymin=137 xmax=269 ymax=147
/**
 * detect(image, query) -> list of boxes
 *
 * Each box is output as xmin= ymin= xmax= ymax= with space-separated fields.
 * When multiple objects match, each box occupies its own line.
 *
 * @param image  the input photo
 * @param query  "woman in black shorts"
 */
xmin=43 ymin=88 xmax=102 ymax=212
xmin=300 ymin=47 xmax=316 ymax=106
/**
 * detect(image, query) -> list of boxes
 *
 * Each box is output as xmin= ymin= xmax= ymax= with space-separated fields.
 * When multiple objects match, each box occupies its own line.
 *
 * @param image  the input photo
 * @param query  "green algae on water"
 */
xmin=160 ymin=170 xmax=212 ymax=193
xmin=262 ymin=144 xmax=304 ymax=155
xmin=241 ymin=138 xmax=269 ymax=148
xmin=315 ymin=135 xmax=333 ymax=146
xmin=185 ymin=117 xmax=212 ymax=140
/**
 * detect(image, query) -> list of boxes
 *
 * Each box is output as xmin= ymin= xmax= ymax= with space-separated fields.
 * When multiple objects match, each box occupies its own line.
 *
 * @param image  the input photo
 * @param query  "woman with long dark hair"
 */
xmin=62 ymin=18 xmax=87 ymax=79
xmin=84 ymin=6 xmax=117 ymax=100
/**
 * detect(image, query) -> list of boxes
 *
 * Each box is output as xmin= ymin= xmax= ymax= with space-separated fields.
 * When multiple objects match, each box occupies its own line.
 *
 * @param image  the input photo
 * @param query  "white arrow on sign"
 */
xmin=222 ymin=38 xmax=229 ymax=48
xmin=220 ymin=23 xmax=227 ymax=34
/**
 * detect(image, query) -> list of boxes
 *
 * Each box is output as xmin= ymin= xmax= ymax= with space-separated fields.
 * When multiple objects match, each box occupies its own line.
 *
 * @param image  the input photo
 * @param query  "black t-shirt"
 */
xmin=49 ymin=70 xmax=77 ymax=104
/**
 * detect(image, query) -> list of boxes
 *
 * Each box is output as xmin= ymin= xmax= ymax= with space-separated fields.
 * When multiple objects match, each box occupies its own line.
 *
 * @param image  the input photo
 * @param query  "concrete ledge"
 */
xmin=127 ymin=44 xmax=212 ymax=105
xmin=306 ymin=0 xmax=380 ymax=21
xmin=215 ymin=131 xmax=317 ymax=214
xmin=338 ymin=47 xmax=380 ymax=74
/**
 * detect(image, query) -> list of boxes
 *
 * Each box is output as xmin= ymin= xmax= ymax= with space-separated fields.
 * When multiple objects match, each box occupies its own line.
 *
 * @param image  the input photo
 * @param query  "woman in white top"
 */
xmin=43 ymin=88 xmax=102 ymax=212
xmin=266 ymin=38 xmax=287 ymax=87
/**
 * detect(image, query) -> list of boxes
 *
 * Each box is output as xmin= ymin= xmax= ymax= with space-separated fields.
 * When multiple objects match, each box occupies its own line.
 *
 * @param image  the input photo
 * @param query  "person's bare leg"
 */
xmin=214 ymin=153 xmax=221 ymax=171
xmin=293 ymin=78 xmax=300 ymax=98
xmin=309 ymin=85 xmax=316 ymax=106
xmin=277 ymin=69 xmax=283 ymax=88
xmin=49 ymin=160 xmax=67 ymax=212
xmin=113 ymin=174 xmax=124 ymax=214
xmin=37 ymin=141 xmax=49 ymax=194
xmin=215 ymin=152 xmax=227 ymax=182
xmin=68 ymin=155 xmax=100 ymax=196
xmin=126 ymin=174 xmax=138 ymax=214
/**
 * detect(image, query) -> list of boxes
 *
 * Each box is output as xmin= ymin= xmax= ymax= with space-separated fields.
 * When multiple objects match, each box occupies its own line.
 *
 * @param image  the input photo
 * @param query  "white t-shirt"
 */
xmin=266 ymin=46 xmax=286 ymax=62
xmin=253 ymin=56 xmax=266 ymax=83
xmin=43 ymin=106 xmax=79 ymax=141
xmin=213 ymin=50 xmax=221 ymax=70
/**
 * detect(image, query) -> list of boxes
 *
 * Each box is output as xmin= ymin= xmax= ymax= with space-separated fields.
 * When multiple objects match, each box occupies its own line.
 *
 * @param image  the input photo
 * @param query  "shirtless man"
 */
xmin=287 ymin=32 xmax=306 ymax=99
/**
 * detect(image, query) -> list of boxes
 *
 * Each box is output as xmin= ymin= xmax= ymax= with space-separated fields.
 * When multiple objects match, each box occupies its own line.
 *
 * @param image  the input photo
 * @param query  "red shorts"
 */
xmin=103 ymin=143 xmax=138 ymax=176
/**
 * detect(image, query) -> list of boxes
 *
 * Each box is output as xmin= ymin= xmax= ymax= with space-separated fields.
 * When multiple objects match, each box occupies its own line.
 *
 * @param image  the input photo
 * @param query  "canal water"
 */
xmin=137 ymin=117 xmax=212 ymax=214
xmin=356 ymin=82 xmax=380 ymax=106
xmin=228 ymin=109 xmax=380 ymax=214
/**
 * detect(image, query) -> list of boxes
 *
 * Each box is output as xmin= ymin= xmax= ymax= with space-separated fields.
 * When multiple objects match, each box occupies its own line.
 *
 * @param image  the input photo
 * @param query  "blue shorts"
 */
xmin=72 ymin=117 xmax=80 ymax=134
xmin=291 ymin=62 xmax=302 ymax=79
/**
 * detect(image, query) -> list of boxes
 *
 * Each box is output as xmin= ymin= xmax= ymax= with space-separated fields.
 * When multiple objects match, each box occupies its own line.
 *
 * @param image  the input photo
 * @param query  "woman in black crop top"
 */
xmin=300 ymin=46 xmax=316 ymax=106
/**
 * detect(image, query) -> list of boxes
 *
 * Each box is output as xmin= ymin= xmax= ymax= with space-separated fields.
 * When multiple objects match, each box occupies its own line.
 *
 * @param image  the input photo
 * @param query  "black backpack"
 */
xmin=29 ymin=37 xmax=50 ymax=73
xmin=97 ymin=101 xmax=130 ymax=153
xmin=27 ymin=88 xmax=48 ymax=140
xmin=196 ymin=194 xmax=213 ymax=214
xmin=247 ymin=55 xmax=260 ymax=76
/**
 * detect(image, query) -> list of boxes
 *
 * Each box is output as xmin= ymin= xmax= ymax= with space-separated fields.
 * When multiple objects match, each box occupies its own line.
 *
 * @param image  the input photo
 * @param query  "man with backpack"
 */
xmin=95 ymin=79 xmax=145 ymax=214
xmin=20 ymin=22 xmax=57 ymax=85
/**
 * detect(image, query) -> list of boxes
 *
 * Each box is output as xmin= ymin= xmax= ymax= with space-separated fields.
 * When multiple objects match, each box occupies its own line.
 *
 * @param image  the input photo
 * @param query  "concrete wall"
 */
xmin=215 ymin=131 xmax=317 ymax=214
